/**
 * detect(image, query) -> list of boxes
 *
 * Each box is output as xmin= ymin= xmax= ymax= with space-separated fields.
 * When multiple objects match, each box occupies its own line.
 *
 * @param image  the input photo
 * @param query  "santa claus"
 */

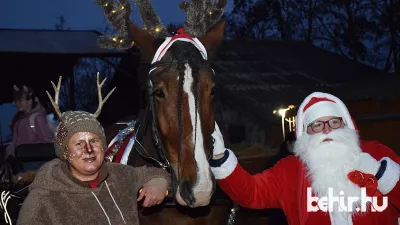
xmin=210 ymin=92 xmax=400 ymax=225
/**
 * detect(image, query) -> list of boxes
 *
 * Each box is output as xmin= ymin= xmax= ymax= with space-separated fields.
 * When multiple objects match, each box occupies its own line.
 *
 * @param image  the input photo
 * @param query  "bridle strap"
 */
xmin=132 ymin=78 xmax=178 ymax=196
xmin=132 ymin=31 xmax=214 ymax=196
xmin=133 ymin=137 xmax=170 ymax=169
xmin=133 ymin=104 xmax=171 ymax=170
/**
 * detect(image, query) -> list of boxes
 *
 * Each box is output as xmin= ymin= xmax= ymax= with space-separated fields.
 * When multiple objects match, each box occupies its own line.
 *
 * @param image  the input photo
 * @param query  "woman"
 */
xmin=17 ymin=76 xmax=171 ymax=225
xmin=6 ymin=85 xmax=54 ymax=173
xmin=11 ymin=85 xmax=54 ymax=148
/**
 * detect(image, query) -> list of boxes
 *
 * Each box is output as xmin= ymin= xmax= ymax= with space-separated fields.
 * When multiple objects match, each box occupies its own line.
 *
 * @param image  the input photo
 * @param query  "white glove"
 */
xmin=354 ymin=153 xmax=380 ymax=176
xmin=211 ymin=122 xmax=226 ymax=156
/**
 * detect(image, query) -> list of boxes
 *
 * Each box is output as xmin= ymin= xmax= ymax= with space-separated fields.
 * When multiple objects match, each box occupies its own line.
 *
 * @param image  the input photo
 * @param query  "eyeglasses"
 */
xmin=307 ymin=117 xmax=343 ymax=133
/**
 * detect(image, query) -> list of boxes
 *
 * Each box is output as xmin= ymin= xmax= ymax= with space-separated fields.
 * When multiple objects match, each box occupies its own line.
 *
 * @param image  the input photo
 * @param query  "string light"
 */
xmin=112 ymin=37 xmax=117 ymax=42
xmin=121 ymin=5 xmax=125 ymax=10
xmin=119 ymin=39 xmax=123 ymax=43
xmin=104 ymin=3 xmax=108 ymax=7
xmin=155 ymin=27 xmax=160 ymax=32
xmin=227 ymin=204 xmax=240 ymax=225
xmin=112 ymin=10 xmax=116 ymax=13
xmin=209 ymin=11 xmax=212 ymax=15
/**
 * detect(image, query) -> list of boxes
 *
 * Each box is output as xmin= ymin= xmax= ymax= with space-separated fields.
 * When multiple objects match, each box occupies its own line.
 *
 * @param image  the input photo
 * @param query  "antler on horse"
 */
xmin=93 ymin=72 xmax=116 ymax=118
xmin=94 ymin=0 xmax=134 ymax=49
xmin=133 ymin=0 xmax=168 ymax=36
xmin=179 ymin=0 xmax=227 ymax=37
xmin=94 ymin=0 xmax=168 ymax=49
xmin=46 ymin=76 xmax=63 ymax=118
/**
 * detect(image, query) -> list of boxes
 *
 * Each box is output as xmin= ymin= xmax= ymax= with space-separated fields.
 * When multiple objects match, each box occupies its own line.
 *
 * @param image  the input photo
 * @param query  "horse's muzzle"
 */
xmin=175 ymin=177 xmax=214 ymax=208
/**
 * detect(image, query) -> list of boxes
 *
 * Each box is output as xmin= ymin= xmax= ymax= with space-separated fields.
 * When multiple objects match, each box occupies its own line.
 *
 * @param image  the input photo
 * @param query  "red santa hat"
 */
xmin=295 ymin=92 xmax=356 ymax=138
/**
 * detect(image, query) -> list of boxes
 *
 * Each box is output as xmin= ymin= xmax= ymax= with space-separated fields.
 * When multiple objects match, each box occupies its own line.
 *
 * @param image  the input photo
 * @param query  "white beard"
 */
xmin=294 ymin=127 xmax=364 ymax=216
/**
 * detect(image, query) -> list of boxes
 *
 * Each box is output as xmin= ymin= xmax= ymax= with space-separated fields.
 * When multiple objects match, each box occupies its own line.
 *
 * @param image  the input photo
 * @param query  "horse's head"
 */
xmin=96 ymin=0 xmax=226 ymax=207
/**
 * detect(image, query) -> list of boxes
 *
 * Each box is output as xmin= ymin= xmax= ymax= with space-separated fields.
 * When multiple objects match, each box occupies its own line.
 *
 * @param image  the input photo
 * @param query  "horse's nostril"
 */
xmin=179 ymin=179 xmax=196 ymax=207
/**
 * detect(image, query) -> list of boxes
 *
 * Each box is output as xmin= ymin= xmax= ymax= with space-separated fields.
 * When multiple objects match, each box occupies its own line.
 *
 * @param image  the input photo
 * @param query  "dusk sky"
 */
xmin=1 ymin=0 xmax=234 ymax=30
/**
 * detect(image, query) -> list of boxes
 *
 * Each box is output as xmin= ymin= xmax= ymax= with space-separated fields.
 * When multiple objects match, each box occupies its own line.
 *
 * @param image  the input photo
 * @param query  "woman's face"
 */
xmin=15 ymin=94 xmax=32 ymax=113
xmin=65 ymin=132 xmax=104 ymax=181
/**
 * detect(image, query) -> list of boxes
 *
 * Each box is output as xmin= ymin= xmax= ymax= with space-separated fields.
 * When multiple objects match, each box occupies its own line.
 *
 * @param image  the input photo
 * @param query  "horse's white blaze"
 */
xmin=182 ymin=63 xmax=213 ymax=205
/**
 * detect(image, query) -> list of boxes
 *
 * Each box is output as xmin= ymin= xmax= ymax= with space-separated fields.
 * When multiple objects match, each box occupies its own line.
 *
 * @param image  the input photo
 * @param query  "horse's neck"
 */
xmin=127 ymin=112 xmax=159 ymax=168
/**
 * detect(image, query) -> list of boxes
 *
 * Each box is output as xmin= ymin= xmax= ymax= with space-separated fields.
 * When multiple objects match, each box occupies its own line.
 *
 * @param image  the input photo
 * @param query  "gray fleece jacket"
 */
xmin=17 ymin=159 xmax=171 ymax=225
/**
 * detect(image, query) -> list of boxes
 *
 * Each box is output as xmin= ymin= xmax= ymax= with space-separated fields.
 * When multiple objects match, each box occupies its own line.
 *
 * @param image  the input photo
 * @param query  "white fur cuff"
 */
xmin=211 ymin=149 xmax=238 ymax=180
xmin=378 ymin=157 xmax=400 ymax=195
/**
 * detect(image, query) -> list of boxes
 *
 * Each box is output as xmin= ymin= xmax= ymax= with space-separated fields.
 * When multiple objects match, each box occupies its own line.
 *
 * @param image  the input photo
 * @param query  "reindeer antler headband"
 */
xmin=94 ymin=0 xmax=227 ymax=49
xmin=46 ymin=73 xmax=116 ymax=119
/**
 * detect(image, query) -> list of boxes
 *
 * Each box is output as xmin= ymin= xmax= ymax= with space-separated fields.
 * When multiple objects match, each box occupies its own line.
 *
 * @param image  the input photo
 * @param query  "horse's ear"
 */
xmin=199 ymin=21 xmax=225 ymax=58
xmin=129 ymin=22 xmax=158 ymax=62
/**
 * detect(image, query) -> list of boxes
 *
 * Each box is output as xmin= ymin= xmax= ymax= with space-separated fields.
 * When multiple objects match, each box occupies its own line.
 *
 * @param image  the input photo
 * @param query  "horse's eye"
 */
xmin=211 ymin=86 xmax=217 ymax=96
xmin=153 ymin=88 xmax=165 ymax=99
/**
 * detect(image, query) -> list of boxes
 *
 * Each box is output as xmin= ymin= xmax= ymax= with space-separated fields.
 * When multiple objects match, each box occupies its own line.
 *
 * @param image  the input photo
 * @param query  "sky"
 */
xmin=1 ymin=0 xmax=234 ymax=31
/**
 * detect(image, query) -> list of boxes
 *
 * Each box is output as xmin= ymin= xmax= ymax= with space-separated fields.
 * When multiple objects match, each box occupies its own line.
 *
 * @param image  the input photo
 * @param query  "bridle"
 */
xmin=133 ymin=60 xmax=215 ymax=197
xmin=132 ymin=30 xmax=215 ymax=197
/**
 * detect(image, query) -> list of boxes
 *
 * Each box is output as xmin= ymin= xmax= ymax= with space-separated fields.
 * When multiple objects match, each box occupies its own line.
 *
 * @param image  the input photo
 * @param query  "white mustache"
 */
xmin=311 ymin=128 xmax=355 ymax=145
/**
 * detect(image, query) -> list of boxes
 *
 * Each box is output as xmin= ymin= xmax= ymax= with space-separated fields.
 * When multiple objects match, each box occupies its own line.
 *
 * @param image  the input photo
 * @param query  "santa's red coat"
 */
xmin=217 ymin=140 xmax=400 ymax=225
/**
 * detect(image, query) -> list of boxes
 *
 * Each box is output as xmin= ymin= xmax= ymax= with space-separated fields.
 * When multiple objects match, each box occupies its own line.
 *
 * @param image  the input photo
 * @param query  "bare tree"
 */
xmin=73 ymin=57 xmax=120 ymax=113
xmin=226 ymin=0 xmax=398 ymax=73
xmin=53 ymin=16 xmax=121 ymax=112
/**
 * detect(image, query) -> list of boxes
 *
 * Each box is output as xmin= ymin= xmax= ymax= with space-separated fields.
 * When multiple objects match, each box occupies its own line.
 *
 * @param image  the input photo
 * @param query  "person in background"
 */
xmin=10 ymin=85 xmax=54 ymax=149
xmin=265 ymin=131 xmax=296 ymax=169
xmin=210 ymin=92 xmax=399 ymax=225
xmin=261 ymin=131 xmax=297 ymax=225
xmin=5 ymin=85 xmax=54 ymax=173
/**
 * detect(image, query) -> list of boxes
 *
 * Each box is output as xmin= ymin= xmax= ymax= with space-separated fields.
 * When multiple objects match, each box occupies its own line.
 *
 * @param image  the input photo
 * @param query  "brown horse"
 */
xmin=95 ymin=0 xmax=234 ymax=224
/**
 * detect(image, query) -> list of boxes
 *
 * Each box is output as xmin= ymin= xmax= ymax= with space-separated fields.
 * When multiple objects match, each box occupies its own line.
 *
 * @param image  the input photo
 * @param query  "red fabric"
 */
xmin=87 ymin=178 xmax=99 ymax=188
xmin=104 ymin=132 xmax=135 ymax=163
xmin=114 ymin=132 xmax=135 ymax=163
xmin=347 ymin=170 xmax=382 ymax=197
xmin=303 ymin=97 xmax=336 ymax=112
xmin=217 ymin=140 xmax=400 ymax=225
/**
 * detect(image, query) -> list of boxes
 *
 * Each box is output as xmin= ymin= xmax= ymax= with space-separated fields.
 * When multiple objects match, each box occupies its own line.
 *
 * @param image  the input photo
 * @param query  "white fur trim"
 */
xmin=296 ymin=92 xmax=355 ymax=138
xmin=304 ymin=101 xmax=343 ymax=126
xmin=377 ymin=157 xmax=400 ymax=195
xmin=151 ymin=37 xmax=207 ymax=65
xmin=211 ymin=149 xmax=238 ymax=180
xmin=329 ymin=211 xmax=353 ymax=225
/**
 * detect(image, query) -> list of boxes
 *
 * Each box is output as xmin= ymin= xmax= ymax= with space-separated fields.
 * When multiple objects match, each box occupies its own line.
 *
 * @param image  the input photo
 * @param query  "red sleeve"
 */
xmin=361 ymin=140 xmax=400 ymax=210
xmin=216 ymin=156 xmax=296 ymax=209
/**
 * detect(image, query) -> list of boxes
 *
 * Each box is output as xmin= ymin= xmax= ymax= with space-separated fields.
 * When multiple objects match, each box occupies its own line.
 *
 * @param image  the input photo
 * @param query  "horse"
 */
xmin=94 ymin=0 xmax=236 ymax=224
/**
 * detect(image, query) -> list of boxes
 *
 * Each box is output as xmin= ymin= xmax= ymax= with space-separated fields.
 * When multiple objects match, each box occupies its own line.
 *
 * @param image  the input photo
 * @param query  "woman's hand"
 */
xmin=137 ymin=179 xmax=169 ymax=207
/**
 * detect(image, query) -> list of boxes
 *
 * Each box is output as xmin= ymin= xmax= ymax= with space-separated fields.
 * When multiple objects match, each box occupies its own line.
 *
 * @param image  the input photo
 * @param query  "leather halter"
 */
xmin=132 ymin=29 xmax=215 ymax=196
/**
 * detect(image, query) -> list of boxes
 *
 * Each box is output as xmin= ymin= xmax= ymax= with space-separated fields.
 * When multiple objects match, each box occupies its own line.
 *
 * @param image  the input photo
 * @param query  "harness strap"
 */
xmin=132 ymin=106 xmax=167 ymax=169
xmin=133 ymin=140 xmax=169 ymax=169
xmin=132 ymin=95 xmax=178 ymax=196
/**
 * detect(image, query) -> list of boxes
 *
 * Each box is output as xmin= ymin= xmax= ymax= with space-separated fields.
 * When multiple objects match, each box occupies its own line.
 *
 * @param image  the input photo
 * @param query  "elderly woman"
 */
xmin=17 ymin=76 xmax=171 ymax=225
